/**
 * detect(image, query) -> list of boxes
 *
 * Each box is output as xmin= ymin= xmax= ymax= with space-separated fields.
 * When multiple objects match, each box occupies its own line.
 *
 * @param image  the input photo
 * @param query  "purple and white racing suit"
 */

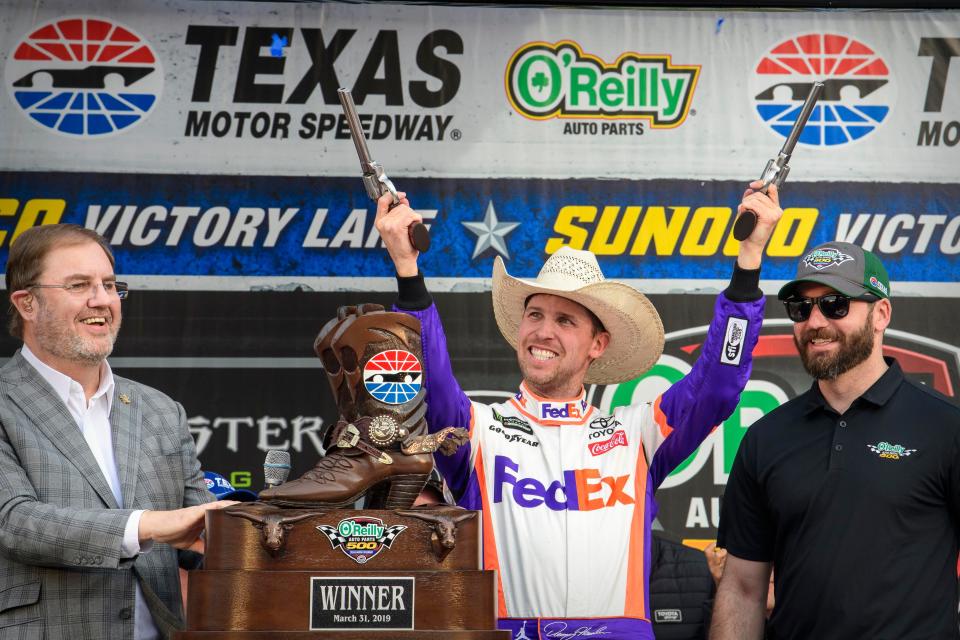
xmin=398 ymin=283 xmax=764 ymax=640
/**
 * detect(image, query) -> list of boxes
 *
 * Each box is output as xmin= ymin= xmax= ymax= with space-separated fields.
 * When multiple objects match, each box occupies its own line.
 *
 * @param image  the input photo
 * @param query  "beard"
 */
xmin=795 ymin=306 xmax=875 ymax=380
xmin=517 ymin=351 xmax=584 ymax=398
xmin=34 ymin=299 xmax=119 ymax=366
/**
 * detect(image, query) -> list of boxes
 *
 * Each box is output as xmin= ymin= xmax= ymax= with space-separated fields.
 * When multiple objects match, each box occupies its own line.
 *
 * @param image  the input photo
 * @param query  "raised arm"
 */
xmin=645 ymin=182 xmax=783 ymax=488
xmin=374 ymin=192 xmax=473 ymax=497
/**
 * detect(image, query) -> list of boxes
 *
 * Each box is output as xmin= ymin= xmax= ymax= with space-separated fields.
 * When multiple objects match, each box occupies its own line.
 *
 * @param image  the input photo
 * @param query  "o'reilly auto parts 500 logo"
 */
xmin=752 ymin=33 xmax=893 ymax=146
xmin=7 ymin=16 xmax=161 ymax=137
xmin=316 ymin=516 xmax=407 ymax=565
xmin=506 ymin=40 xmax=699 ymax=127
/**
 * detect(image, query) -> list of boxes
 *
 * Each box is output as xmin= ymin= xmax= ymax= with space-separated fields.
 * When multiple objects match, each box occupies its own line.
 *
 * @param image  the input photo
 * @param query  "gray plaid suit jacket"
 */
xmin=0 ymin=351 xmax=211 ymax=640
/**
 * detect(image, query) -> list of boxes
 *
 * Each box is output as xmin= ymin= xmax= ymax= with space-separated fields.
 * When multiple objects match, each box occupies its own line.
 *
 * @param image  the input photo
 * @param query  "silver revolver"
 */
xmin=733 ymin=81 xmax=824 ymax=242
xmin=337 ymin=88 xmax=431 ymax=253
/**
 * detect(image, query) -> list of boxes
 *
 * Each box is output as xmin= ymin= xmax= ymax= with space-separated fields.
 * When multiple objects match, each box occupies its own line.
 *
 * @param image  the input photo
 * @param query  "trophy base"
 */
xmin=178 ymin=632 xmax=507 ymax=639
xmin=184 ymin=570 xmax=497 ymax=632
xmin=176 ymin=506 xmax=508 ymax=639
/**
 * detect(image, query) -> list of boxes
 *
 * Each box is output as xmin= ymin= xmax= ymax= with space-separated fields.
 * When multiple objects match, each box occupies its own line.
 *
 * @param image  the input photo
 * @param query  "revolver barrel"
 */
xmin=336 ymin=87 xmax=430 ymax=252
xmin=780 ymin=81 xmax=824 ymax=158
xmin=337 ymin=88 xmax=374 ymax=171
xmin=732 ymin=80 xmax=823 ymax=242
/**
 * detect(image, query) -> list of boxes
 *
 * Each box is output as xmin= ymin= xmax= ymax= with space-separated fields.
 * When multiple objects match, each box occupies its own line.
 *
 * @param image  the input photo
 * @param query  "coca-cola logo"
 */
xmin=588 ymin=430 xmax=628 ymax=456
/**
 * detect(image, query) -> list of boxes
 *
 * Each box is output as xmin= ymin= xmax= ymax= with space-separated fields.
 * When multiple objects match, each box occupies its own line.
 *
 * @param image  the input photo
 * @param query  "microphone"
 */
xmin=263 ymin=450 xmax=291 ymax=489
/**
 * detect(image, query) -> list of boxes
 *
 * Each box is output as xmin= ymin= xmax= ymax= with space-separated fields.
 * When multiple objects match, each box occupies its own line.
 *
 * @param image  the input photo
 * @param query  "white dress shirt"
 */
xmin=21 ymin=345 xmax=159 ymax=640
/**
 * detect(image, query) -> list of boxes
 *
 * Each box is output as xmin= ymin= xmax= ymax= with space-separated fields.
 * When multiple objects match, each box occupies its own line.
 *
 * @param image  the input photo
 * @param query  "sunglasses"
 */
xmin=782 ymin=292 xmax=877 ymax=323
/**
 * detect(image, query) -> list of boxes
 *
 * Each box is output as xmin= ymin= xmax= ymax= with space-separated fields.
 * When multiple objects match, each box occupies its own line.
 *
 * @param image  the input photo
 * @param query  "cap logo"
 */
xmin=869 ymin=276 xmax=889 ymax=296
xmin=802 ymin=248 xmax=853 ymax=271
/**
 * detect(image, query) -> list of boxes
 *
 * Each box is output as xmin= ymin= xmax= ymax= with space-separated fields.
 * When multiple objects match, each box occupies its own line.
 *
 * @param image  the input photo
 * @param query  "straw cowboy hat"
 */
xmin=492 ymin=247 xmax=665 ymax=385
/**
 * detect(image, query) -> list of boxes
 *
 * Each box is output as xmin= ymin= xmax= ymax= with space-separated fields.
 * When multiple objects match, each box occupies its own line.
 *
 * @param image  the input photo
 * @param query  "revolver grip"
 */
xmin=735 ymin=159 xmax=788 ymax=241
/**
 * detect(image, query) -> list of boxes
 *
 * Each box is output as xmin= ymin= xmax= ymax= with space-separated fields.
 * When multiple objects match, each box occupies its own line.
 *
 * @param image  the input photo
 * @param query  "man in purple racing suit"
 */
xmin=375 ymin=182 xmax=783 ymax=640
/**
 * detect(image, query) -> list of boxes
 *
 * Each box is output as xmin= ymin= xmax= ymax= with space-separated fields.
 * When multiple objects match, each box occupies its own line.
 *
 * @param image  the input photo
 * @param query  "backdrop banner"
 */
xmin=1 ymin=0 xmax=958 ymax=543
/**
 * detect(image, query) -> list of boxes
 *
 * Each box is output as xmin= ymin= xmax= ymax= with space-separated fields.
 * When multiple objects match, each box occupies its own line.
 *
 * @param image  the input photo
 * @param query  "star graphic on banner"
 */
xmin=462 ymin=201 xmax=520 ymax=260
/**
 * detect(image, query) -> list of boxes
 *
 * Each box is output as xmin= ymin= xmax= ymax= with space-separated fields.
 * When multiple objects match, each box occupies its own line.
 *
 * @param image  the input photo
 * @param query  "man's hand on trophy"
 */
xmin=139 ymin=502 xmax=237 ymax=552
xmin=375 ymin=191 xmax=421 ymax=277
xmin=735 ymin=180 xmax=783 ymax=270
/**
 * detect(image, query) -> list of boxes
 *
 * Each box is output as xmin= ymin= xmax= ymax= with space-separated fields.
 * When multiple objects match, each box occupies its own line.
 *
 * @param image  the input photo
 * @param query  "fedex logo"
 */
xmin=492 ymin=455 xmax=633 ymax=511
xmin=540 ymin=400 xmax=586 ymax=420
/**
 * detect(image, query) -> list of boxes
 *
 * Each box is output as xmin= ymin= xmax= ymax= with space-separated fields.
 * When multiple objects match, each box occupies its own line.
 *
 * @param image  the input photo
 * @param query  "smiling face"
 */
xmin=516 ymin=294 xmax=609 ymax=398
xmin=791 ymin=283 xmax=886 ymax=380
xmin=24 ymin=241 xmax=122 ymax=370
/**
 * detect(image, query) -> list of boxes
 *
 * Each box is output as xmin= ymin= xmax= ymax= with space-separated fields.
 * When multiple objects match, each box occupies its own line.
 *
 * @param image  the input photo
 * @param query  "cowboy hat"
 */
xmin=492 ymin=247 xmax=664 ymax=385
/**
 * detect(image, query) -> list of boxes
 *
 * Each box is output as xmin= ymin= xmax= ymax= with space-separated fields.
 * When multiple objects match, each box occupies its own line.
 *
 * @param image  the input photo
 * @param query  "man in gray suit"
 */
xmin=0 ymin=224 xmax=233 ymax=639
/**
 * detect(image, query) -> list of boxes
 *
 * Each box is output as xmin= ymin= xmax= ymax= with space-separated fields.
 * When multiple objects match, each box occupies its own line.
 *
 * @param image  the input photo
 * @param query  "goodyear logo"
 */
xmin=751 ymin=33 xmax=893 ymax=146
xmin=505 ymin=40 xmax=699 ymax=127
xmin=6 ymin=16 xmax=161 ymax=137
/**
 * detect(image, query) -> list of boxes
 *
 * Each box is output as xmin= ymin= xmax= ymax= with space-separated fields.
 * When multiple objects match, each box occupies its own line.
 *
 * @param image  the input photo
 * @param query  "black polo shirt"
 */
xmin=719 ymin=358 xmax=960 ymax=640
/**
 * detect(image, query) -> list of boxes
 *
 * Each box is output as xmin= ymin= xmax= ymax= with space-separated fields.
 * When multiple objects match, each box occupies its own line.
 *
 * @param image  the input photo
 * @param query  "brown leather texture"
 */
xmin=204 ymin=507 xmax=480 ymax=571
xmin=176 ymin=632 xmax=508 ymax=638
xmin=262 ymin=305 xmax=434 ymax=509
xmin=184 ymin=570 xmax=496 ymax=631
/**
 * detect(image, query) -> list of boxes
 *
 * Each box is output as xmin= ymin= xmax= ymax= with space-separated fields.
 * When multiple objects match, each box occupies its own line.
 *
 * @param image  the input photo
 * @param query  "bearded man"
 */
xmin=713 ymin=242 xmax=960 ymax=640
xmin=0 ymin=224 xmax=231 ymax=639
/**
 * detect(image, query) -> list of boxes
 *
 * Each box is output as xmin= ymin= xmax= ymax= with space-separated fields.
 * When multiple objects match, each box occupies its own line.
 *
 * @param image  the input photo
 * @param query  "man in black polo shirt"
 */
xmin=711 ymin=241 xmax=960 ymax=640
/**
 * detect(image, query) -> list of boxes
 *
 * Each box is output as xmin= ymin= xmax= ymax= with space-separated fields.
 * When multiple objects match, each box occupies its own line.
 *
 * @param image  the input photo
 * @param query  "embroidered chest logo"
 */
xmin=867 ymin=441 xmax=917 ymax=461
xmin=493 ymin=408 xmax=534 ymax=434
xmin=588 ymin=430 xmax=628 ymax=456
xmin=489 ymin=409 xmax=540 ymax=447
xmin=487 ymin=409 xmax=540 ymax=447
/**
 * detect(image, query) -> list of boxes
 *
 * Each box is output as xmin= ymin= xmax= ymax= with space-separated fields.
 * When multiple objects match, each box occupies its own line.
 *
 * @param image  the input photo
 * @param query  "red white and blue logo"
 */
xmin=6 ymin=16 xmax=162 ymax=137
xmin=751 ymin=33 xmax=893 ymax=146
xmin=363 ymin=349 xmax=423 ymax=405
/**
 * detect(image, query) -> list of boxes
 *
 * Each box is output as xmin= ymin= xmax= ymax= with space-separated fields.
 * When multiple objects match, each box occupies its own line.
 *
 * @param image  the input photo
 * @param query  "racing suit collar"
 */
xmin=512 ymin=381 xmax=592 ymax=425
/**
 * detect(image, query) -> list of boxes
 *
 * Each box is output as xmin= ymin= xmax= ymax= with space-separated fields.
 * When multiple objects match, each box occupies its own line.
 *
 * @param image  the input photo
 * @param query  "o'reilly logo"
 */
xmin=505 ymin=40 xmax=699 ymax=127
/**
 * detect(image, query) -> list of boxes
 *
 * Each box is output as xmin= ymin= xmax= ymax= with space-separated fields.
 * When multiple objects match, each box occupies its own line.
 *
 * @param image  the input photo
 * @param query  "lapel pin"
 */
xmin=119 ymin=393 xmax=131 ymax=405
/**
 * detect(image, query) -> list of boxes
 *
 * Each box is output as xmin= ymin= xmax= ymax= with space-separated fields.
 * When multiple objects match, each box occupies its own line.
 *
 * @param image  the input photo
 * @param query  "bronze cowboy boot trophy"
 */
xmin=260 ymin=305 xmax=466 ymax=509
xmin=175 ymin=305 xmax=506 ymax=639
